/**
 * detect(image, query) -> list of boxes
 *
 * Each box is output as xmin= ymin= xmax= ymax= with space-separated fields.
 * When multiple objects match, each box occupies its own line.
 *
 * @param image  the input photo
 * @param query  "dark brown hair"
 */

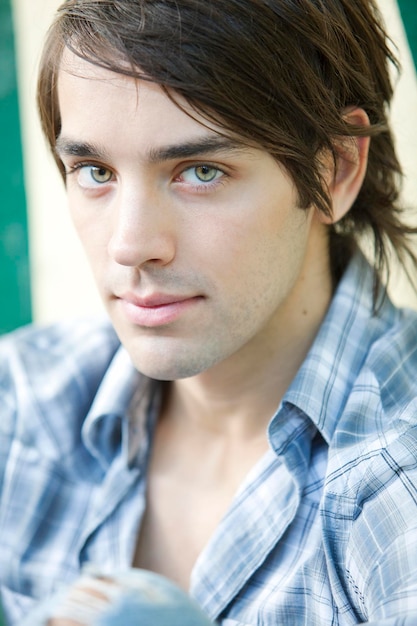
xmin=37 ymin=0 xmax=417 ymax=292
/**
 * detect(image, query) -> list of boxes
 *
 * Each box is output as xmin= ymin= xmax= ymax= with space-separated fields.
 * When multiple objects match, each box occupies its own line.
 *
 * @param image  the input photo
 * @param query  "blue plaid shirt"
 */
xmin=1 ymin=252 xmax=417 ymax=625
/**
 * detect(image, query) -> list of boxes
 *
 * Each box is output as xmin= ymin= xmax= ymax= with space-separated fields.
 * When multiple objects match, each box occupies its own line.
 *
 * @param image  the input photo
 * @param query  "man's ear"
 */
xmin=318 ymin=108 xmax=370 ymax=225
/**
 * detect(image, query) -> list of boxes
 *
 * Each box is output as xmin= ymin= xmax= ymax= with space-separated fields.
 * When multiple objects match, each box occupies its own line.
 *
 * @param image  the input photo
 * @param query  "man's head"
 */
xmin=38 ymin=0 xmax=409 ymax=284
xmin=35 ymin=1 xmax=415 ymax=381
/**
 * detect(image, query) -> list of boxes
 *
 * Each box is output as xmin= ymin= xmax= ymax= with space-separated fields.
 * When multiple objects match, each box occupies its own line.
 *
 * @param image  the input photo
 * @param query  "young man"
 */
xmin=2 ymin=0 xmax=417 ymax=624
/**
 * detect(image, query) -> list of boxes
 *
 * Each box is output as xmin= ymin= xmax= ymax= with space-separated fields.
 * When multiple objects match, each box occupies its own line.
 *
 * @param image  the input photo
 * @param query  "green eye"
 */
xmin=90 ymin=166 xmax=113 ymax=183
xmin=73 ymin=164 xmax=115 ymax=189
xmin=194 ymin=165 xmax=219 ymax=182
xmin=175 ymin=163 xmax=226 ymax=189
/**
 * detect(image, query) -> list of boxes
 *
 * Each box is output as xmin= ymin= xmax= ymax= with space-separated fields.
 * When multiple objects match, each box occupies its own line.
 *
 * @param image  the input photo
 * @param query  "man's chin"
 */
xmin=126 ymin=345 xmax=220 ymax=381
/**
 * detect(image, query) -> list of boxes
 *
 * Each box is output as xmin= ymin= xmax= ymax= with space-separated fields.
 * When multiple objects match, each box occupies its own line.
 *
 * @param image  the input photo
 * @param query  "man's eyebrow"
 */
xmin=146 ymin=136 xmax=247 ymax=162
xmin=55 ymin=138 xmax=110 ymax=160
xmin=55 ymin=135 xmax=248 ymax=163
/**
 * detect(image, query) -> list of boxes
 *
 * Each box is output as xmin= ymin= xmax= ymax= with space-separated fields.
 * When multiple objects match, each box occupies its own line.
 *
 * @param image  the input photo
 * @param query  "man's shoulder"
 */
xmin=0 ymin=315 xmax=116 ymax=345
xmin=325 ymin=303 xmax=417 ymax=497
xmin=0 ymin=315 xmax=120 ymax=374
xmin=366 ymin=304 xmax=417 ymax=409
xmin=322 ymin=309 xmax=417 ymax=589
xmin=0 ymin=316 xmax=124 ymax=462
xmin=0 ymin=316 xmax=121 ymax=427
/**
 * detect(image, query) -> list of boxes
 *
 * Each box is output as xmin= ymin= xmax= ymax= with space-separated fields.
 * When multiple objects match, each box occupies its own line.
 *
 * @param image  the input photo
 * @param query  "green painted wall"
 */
xmin=0 ymin=0 xmax=32 ymax=334
xmin=398 ymin=0 xmax=417 ymax=69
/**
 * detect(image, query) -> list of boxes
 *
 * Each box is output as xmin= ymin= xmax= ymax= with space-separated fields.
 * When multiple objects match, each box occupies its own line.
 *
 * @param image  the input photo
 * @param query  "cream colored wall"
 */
xmin=13 ymin=0 xmax=103 ymax=324
xmin=12 ymin=0 xmax=417 ymax=324
xmin=382 ymin=1 xmax=417 ymax=307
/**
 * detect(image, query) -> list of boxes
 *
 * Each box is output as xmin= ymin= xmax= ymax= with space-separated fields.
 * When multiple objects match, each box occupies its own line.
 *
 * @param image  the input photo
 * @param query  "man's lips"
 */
xmin=121 ymin=292 xmax=195 ymax=307
xmin=116 ymin=292 xmax=203 ymax=327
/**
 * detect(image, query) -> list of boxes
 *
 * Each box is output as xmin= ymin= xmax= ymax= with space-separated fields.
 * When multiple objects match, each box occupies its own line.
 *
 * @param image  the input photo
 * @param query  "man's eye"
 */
xmin=75 ymin=165 xmax=114 ymax=188
xmin=194 ymin=165 xmax=220 ymax=182
xmin=90 ymin=167 xmax=113 ymax=183
xmin=181 ymin=165 xmax=224 ymax=184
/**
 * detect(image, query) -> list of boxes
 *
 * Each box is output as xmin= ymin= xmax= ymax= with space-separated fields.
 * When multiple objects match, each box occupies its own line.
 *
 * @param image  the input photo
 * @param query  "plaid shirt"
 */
xmin=1 ymin=252 xmax=417 ymax=625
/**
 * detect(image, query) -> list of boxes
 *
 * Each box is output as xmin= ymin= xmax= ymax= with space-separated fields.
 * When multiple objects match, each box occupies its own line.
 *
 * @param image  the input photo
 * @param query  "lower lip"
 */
xmin=119 ymin=297 xmax=202 ymax=327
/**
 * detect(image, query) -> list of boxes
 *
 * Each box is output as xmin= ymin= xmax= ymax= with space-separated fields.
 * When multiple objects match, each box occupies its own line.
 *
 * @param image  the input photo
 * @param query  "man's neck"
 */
xmin=165 ymin=254 xmax=333 ymax=440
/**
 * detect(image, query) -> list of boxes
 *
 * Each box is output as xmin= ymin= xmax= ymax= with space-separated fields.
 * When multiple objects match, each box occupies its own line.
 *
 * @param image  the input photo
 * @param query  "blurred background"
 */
xmin=1 ymin=0 xmax=417 ymax=335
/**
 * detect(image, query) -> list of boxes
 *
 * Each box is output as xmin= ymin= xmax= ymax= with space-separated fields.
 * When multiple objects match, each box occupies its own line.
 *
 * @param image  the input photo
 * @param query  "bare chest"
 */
xmin=132 ymin=409 xmax=270 ymax=589
xmin=132 ymin=469 xmax=236 ymax=589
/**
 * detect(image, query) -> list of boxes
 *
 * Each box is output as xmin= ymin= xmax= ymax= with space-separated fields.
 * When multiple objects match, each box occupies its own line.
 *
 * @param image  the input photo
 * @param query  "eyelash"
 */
xmin=64 ymin=161 xmax=229 ymax=194
xmin=175 ymin=163 xmax=228 ymax=192
xmin=65 ymin=162 xmax=114 ymax=185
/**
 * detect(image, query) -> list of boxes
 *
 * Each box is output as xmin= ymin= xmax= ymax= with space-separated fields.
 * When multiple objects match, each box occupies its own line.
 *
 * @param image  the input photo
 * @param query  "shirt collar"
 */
xmin=81 ymin=253 xmax=398 ymax=466
xmin=81 ymin=347 xmax=157 ymax=470
xmin=281 ymin=251 xmax=398 ymax=445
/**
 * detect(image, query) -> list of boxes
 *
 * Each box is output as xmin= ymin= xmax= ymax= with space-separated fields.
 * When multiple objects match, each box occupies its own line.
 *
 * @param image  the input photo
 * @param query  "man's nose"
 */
xmin=107 ymin=186 xmax=176 ymax=268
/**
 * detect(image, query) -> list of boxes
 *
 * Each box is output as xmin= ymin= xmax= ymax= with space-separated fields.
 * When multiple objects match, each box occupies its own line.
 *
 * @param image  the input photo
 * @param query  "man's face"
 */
xmin=57 ymin=51 xmax=329 ymax=381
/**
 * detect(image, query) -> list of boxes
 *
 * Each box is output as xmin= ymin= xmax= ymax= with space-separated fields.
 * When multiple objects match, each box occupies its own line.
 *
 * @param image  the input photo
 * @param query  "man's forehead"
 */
xmin=59 ymin=47 xmax=137 ymax=87
xmin=57 ymin=49 xmax=257 ymax=157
